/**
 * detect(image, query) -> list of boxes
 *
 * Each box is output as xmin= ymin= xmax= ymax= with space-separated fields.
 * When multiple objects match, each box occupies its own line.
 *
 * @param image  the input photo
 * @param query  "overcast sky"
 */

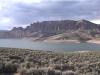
xmin=0 ymin=0 xmax=100 ymax=30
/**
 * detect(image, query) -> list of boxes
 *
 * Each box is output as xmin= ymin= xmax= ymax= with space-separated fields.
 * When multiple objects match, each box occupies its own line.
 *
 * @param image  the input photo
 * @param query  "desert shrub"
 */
xmin=55 ymin=70 xmax=62 ymax=75
xmin=25 ymin=57 xmax=33 ymax=62
xmin=3 ymin=62 xmax=17 ymax=73
xmin=9 ymin=55 xmax=21 ymax=60
xmin=20 ymin=68 xmax=45 ymax=75
xmin=53 ymin=65 xmax=61 ymax=70
xmin=47 ymin=69 xmax=55 ymax=75
xmin=53 ymin=64 xmax=74 ymax=71
xmin=63 ymin=65 xmax=75 ymax=71
xmin=62 ymin=70 xmax=76 ymax=75
xmin=20 ymin=68 xmax=27 ymax=75
xmin=25 ymin=62 xmax=32 ymax=69
xmin=32 ymin=69 xmax=44 ymax=75
xmin=0 ymin=62 xmax=18 ymax=73
xmin=0 ymin=62 xmax=4 ymax=73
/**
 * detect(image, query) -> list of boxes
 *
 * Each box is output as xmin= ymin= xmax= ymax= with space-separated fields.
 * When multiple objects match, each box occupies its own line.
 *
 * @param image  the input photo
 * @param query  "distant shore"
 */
xmin=43 ymin=39 xmax=100 ymax=44
xmin=43 ymin=40 xmax=100 ymax=44
xmin=27 ymin=37 xmax=100 ymax=44
xmin=87 ymin=39 xmax=100 ymax=44
xmin=1 ymin=37 xmax=100 ymax=44
xmin=43 ymin=39 xmax=80 ymax=43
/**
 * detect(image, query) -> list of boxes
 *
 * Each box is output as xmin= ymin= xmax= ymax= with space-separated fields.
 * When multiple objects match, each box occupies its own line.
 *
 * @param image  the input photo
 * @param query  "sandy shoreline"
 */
xmin=87 ymin=40 xmax=100 ymax=44
xmin=43 ymin=39 xmax=80 ymax=43
xmin=43 ymin=39 xmax=100 ymax=44
xmin=25 ymin=37 xmax=100 ymax=44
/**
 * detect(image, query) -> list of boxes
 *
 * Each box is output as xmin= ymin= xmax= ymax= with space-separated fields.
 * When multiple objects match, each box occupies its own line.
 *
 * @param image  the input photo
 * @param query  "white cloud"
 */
xmin=0 ymin=17 xmax=11 ymax=23
xmin=0 ymin=5 xmax=2 ymax=10
xmin=0 ymin=0 xmax=100 ymax=30
xmin=14 ymin=0 xmax=43 ymax=4
xmin=0 ymin=0 xmax=42 ymax=3
xmin=0 ymin=17 xmax=28 ymax=30
xmin=91 ymin=20 xmax=100 ymax=24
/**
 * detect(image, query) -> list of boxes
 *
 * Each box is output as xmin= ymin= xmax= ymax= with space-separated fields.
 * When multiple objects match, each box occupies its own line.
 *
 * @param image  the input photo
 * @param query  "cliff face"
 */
xmin=0 ymin=20 xmax=100 ymax=38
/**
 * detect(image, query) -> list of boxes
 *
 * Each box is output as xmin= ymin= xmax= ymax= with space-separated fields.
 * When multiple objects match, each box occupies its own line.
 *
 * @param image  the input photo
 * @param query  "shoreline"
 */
xmin=43 ymin=39 xmax=80 ymax=43
xmin=1 ymin=38 xmax=100 ymax=44
xmin=1 ymin=38 xmax=100 ymax=45
xmin=43 ymin=39 xmax=100 ymax=44
xmin=87 ymin=40 xmax=100 ymax=44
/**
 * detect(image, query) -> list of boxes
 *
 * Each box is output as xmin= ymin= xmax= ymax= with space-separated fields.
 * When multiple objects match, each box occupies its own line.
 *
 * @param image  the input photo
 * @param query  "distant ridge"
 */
xmin=0 ymin=30 xmax=9 ymax=32
xmin=0 ymin=19 xmax=100 ymax=39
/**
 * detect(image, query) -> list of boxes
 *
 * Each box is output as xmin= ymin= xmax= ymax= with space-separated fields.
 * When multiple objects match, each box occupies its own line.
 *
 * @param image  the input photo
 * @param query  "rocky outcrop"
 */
xmin=26 ymin=20 xmax=100 ymax=33
xmin=0 ymin=20 xmax=100 ymax=38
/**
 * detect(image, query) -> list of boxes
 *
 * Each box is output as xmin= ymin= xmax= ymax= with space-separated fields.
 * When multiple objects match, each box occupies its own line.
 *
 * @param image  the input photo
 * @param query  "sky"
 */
xmin=0 ymin=0 xmax=100 ymax=30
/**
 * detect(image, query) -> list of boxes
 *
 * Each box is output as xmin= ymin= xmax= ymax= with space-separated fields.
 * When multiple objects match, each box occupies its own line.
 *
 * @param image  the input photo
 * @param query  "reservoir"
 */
xmin=0 ymin=39 xmax=100 ymax=52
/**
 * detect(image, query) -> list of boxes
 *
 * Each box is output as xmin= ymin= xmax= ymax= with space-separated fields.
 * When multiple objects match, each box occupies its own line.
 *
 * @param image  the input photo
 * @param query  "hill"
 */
xmin=0 ymin=20 xmax=100 ymax=40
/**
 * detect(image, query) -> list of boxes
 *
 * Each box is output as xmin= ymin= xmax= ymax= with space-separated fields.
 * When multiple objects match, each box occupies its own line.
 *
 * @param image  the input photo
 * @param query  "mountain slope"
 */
xmin=0 ymin=20 xmax=100 ymax=39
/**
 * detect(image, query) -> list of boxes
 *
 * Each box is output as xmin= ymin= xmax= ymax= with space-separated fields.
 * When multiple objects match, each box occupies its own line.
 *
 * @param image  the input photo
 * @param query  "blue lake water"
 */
xmin=0 ymin=39 xmax=100 ymax=52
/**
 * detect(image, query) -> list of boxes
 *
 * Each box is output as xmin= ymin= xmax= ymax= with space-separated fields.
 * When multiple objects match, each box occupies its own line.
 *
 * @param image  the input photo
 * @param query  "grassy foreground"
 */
xmin=0 ymin=48 xmax=100 ymax=75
